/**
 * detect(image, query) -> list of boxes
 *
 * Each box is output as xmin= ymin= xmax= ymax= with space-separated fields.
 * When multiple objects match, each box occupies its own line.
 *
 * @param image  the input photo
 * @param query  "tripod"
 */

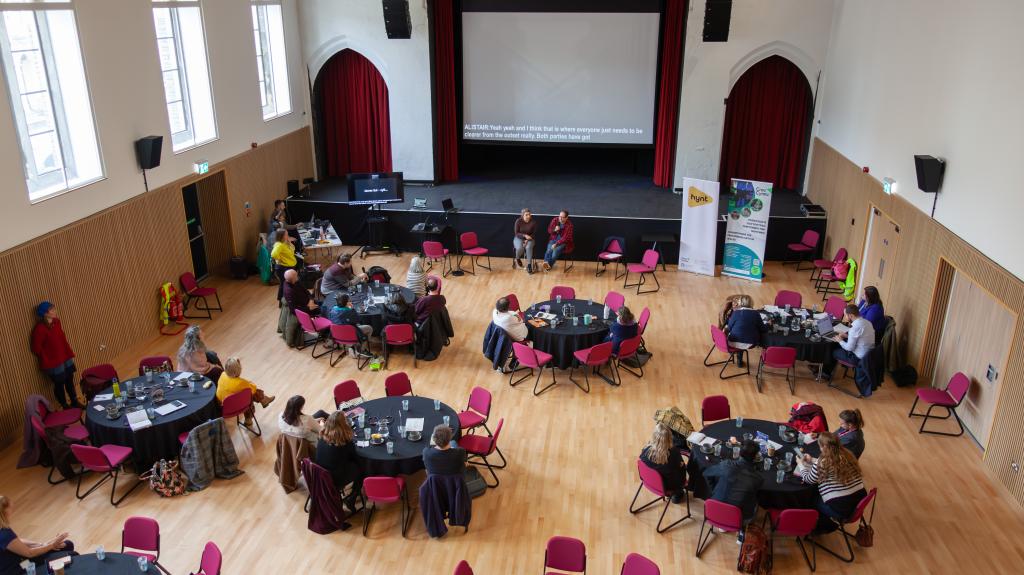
xmin=355 ymin=204 xmax=399 ymax=259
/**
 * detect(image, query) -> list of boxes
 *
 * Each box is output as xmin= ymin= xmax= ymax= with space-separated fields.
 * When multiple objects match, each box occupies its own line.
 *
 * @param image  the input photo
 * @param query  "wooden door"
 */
xmin=932 ymin=271 xmax=1015 ymax=449
xmin=859 ymin=207 xmax=900 ymax=299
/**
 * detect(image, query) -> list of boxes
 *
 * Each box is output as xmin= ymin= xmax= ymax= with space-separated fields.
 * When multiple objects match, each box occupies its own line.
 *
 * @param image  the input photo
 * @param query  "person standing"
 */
xmin=271 ymin=229 xmax=301 ymax=302
xmin=30 ymin=302 xmax=80 ymax=409
xmin=513 ymin=208 xmax=538 ymax=273
xmin=542 ymin=210 xmax=574 ymax=271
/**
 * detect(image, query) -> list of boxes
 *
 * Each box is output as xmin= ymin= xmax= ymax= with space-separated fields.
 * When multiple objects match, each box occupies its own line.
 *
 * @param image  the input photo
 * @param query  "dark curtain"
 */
xmin=432 ymin=0 xmax=458 ymax=181
xmin=318 ymin=49 xmax=392 ymax=176
xmin=653 ymin=0 xmax=687 ymax=188
xmin=718 ymin=55 xmax=812 ymax=192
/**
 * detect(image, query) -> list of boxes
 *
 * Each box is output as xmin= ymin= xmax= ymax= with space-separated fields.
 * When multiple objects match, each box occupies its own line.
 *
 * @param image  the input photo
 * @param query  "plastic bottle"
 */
xmin=111 ymin=377 xmax=121 ymax=398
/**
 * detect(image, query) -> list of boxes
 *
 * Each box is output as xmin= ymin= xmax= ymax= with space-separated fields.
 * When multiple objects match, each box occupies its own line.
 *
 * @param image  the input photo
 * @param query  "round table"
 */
xmin=323 ymin=283 xmax=416 ymax=336
xmin=759 ymin=309 xmax=836 ymax=364
xmin=85 ymin=373 xmax=218 ymax=473
xmin=353 ymin=396 xmax=461 ymax=476
xmin=66 ymin=552 xmax=141 ymax=574
xmin=687 ymin=418 xmax=820 ymax=510
xmin=525 ymin=298 xmax=614 ymax=369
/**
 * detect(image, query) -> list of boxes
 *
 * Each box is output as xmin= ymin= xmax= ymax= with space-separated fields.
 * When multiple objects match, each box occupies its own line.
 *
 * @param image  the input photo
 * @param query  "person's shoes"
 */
xmin=260 ymin=395 xmax=276 ymax=408
xmin=527 ymin=263 xmax=534 ymax=274
xmin=541 ymin=261 xmax=551 ymax=271
xmin=243 ymin=415 xmax=254 ymax=426
xmin=514 ymin=258 xmax=523 ymax=268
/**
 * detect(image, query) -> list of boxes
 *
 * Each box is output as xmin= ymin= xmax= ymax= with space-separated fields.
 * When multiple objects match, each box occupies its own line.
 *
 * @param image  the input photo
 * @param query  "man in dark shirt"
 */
xmin=321 ymin=253 xmax=367 ymax=295
xmin=422 ymin=425 xmax=466 ymax=476
xmin=703 ymin=440 xmax=763 ymax=524
xmin=414 ymin=277 xmax=447 ymax=324
xmin=283 ymin=269 xmax=318 ymax=315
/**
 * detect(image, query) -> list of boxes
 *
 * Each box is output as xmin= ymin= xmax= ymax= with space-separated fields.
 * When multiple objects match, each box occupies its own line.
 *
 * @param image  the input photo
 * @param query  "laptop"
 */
xmin=442 ymin=198 xmax=456 ymax=213
xmin=816 ymin=318 xmax=838 ymax=338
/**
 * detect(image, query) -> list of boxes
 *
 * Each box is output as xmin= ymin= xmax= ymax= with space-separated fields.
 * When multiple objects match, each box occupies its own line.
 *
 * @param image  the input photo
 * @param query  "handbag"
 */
xmin=463 ymin=466 xmax=487 ymax=499
xmin=140 ymin=459 xmax=188 ymax=497
xmin=855 ymin=522 xmax=874 ymax=547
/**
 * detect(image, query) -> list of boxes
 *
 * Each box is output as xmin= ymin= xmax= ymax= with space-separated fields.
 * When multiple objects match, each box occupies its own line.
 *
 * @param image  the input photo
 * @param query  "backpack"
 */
xmin=463 ymin=466 xmax=487 ymax=498
xmin=140 ymin=459 xmax=188 ymax=497
xmin=364 ymin=265 xmax=392 ymax=284
xmin=737 ymin=524 xmax=770 ymax=574
xmin=891 ymin=364 xmax=918 ymax=387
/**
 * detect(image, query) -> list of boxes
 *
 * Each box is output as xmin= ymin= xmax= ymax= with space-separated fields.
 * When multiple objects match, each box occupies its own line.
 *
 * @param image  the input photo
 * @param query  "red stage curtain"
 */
xmin=318 ymin=49 xmax=392 ymax=176
xmin=718 ymin=55 xmax=812 ymax=192
xmin=432 ymin=0 xmax=458 ymax=182
xmin=653 ymin=0 xmax=687 ymax=188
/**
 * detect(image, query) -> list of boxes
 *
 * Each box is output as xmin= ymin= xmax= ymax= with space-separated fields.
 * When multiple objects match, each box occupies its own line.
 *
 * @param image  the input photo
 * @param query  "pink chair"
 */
xmin=383 ymin=323 xmax=416 ymax=369
xmin=329 ymin=323 xmax=368 ymax=369
xmin=614 ymin=335 xmax=645 ymax=381
xmin=695 ymin=499 xmax=743 ymax=557
xmin=702 ymin=325 xmax=750 ymax=379
xmin=757 ymin=346 xmax=798 ymax=394
xmin=637 ymin=307 xmax=651 ymax=352
xmin=385 ymin=372 xmax=414 ymax=397
xmin=458 ymin=418 xmax=506 ymax=488
xmin=909 ymin=372 xmax=971 ymax=436
xmin=223 ymin=388 xmax=261 ymax=436
xmin=453 ymin=560 xmax=474 ymax=575
xmin=624 ymin=249 xmax=661 ymax=295
xmin=596 ymin=236 xmax=626 ymax=278
xmin=510 ymin=342 xmax=557 ymax=396
xmin=70 ymin=443 xmax=141 ymax=506
xmin=423 ymin=240 xmax=453 ymax=277
xmin=543 ymin=536 xmax=586 ymax=574
xmin=138 ymin=356 xmax=173 ymax=376
xmin=458 ymin=386 xmax=493 ymax=435
xmin=811 ymin=488 xmax=877 ymax=563
xmin=811 ymin=247 xmax=847 ymax=281
xmin=506 ymin=293 xmax=521 ymax=313
xmin=458 ymin=232 xmax=492 ymax=274
xmin=620 ymin=553 xmax=660 ymax=575
xmin=190 ymin=541 xmax=222 ymax=575
xmin=774 ymin=290 xmax=803 ymax=309
xmin=570 ymin=341 xmax=614 ymax=391
xmin=550 ymin=286 xmax=576 ymax=301
xmin=122 ymin=516 xmax=164 ymax=572
xmin=824 ymin=295 xmax=846 ymax=319
xmin=80 ymin=363 xmax=118 ymax=401
xmin=785 ymin=229 xmax=820 ymax=270
xmin=603 ymin=291 xmax=625 ymax=312
xmin=180 ymin=272 xmax=222 ymax=319
xmin=701 ymin=395 xmax=730 ymax=426
xmin=31 ymin=415 xmax=88 ymax=484
xmin=34 ymin=399 xmax=81 ymax=429
xmin=629 ymin=459 xmax=691 ymax=533
xmin=764 ymin=508 xmax=818 ymax=571
xmin=333 ymin=379 xmax=362 ymax=408
xmin=815 ymin=258 xmax=850 ymax=297
xmin=295 ymin=309 xmax=333 ymax=359
xmin=362 ymin=476 xmax=413 ymax=537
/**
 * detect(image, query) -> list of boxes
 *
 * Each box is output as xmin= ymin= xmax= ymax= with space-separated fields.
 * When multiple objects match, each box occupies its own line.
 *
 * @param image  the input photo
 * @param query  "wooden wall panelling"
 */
xmin=196 ymin=171 xmax=233 ymax=276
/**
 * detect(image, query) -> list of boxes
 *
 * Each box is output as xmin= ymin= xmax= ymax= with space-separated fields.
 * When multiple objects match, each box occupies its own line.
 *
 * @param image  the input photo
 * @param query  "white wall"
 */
xmin=673 ymin=0 xmax=835 ymax=188
xmin=298 ymin=0 xmax=434 ymax=181
xmin=817 ymin=0 xmax=1024 ymax=280
xmin=0 ymin=0 xmax=308 ymax=253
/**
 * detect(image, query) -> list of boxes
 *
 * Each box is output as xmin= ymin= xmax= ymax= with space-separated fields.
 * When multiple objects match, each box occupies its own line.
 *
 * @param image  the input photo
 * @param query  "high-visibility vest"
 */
xmin=843 ymin=258 xmax=858 ymax=301
xmin=160 ymin=282 xmax=184 ymax=325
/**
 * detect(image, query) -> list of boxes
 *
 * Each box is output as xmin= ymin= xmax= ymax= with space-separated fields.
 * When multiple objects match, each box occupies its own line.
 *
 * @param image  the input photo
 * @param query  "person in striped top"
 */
xmin=799 ymin=432 xmax=867 ymax=533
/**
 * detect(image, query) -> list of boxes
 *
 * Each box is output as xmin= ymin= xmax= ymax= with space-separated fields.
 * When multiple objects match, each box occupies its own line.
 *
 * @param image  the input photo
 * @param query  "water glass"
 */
xmin=713 ymin=444 xmax=722 ymax=457
xmin=402 ymin=399 xmax=409 ymax=411
xmin=785 ymin=304 xmax=792 ymax=313
xmin=434 ymin=399 xmax=441 ymax=411
xmin=572 ymin=317 xmax=578 ymax=326
xmin=25 ymin=562 xmax=35 ymax=575
xmin=358 ymin=413 xmax=366 ymax=428
xmin=443 ymin=415 xmax=450 ymax=427
xmin=147 ymin=408 xmax=156 ymax=420
xmin=742 ymin=433 xmax=752 ymax=442
xmin=805 ymin=328 xmax=812 ymax=338
xmin=138 ymin=556 xmax=149 ymax=571
xmin=397 ymin=425 xmax=405 ymax=437
xmin=785 ymin=452 xmax=794 ymax=464
xmin=732 ymin=446 xmax=740 ymax=459
xmin=146 ymin=370 xmax=154 ymax=383
xmin=778 ymin=425 xmax=787 ymax=439
xmin=776 ymin=469 xmax=785 ymax=484
xmin=763 ymin=459 xmax=772 ymax=471
xmin=386 ymin=441 xmax=394 ymax=455
xmin=188 ymin=380 xmax=196 ymax=393
xmin=364 ymin=428 xmax=371 ymax=440
xmin=736 ymin=416 xmax=744 ymax=428
xmin=556 ymin=295 xmax=562 ymax=304
xmin=96 ymin=545 xmax=105 ymax=561
xmin=375 ymin=279 xmax=381 ymax=288
xmin=588 ymin=299 xmax=593 ymax=306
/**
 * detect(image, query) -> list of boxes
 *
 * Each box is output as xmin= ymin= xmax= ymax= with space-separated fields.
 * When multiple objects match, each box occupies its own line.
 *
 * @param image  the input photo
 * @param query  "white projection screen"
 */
xmin=461 ymin=1 xmax=661 ymax=146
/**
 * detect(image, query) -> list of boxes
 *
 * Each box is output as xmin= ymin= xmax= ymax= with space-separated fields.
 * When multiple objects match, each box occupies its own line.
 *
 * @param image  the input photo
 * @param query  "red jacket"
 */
xmin=31 ymin=318 xmax=75 ymax=370
xmin=547 ymin=217 xmax=574 ymax=253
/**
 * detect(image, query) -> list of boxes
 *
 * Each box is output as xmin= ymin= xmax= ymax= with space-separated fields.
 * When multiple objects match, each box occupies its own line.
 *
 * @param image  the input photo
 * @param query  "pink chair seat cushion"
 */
xmin=189 ymin=286 xmax=217 ymax=297
xmin=100 ymin=444 xmax=134 ymax=467
xmin=458 ymin=434 xmax=492 ymax=456
xmin=813 ymin=258 xmax=833 ymax=268
xmin=787 ymin=242 xmax=813 ymax=251
xmin=368 ymin=477 xmax=405 ymax=503
xmin=598 ymin=251 xmax=622 ymax=260
xmin=627 ymin=263 xmax=654 ymax=273
xmin=64 ymin=424 xmax=89 ymax=442
xmin=764 ymin=359 xmax=795 ymax=369
xmin=43 ymin=408 xmax=81 ymax=428
xmin=124 ymin=551 xmax=158 ymax=563
xmin=917 ymin=387 xmax=956 ymax=406
xmin=573 ymin=348 xmax=608 ymax=365
xmin=458 ymin=411 xmax=485 ymax=429
xmin=463 ymin=247 xmax=488 ymax=255
xmin=836 ymin=358 xmax=857 ymax=368
xmin=178 ymin=432 xmax=189 ymax=444
xmin=312 ymin=317 xmax=333 ymax=331
xmin=529 ymin=349 xmax=553 ymax=366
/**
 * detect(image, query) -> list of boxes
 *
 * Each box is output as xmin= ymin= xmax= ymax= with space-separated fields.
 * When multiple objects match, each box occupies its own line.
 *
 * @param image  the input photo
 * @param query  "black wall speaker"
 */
xmin=382 ymin=0 xmax=411 ymax=39
xmin=703 ymin=0 xmax=732 ymax=42
xmin=135 ymin=136 xmax=162 ymax=170
xmin=287 ymin=179 xmax=300 ymax=197
xmin=914 ymin=155 xmax=945 ymax=194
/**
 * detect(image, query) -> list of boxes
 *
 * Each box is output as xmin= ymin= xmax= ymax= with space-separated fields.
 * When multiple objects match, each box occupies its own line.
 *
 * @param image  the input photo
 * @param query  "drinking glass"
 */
xmin=785 ymin=452 xmax=794 ymax=464
xmin=402 ymin=399 xmax=409 ymax=411
xmin=375 ymin=279 xmax=381 ymax=288
xmin=732 ymin=446 xmax=740 ymax=459
xmin=358 ymin=413 xmax=366 ymax=428
xmin=147 ymin=408 xmax=156 ymax=420
xmin=742 ymin=433 xmax=752 ymax=442
xmin=188 ymin=380 xmax=196 ymax=393
xmin=138 ymin=556 xmax=149 ymax=571
xmin=146 ymin=369 xmax=154 ymax=383
xmin=805 ymin=328 xmax=812 ymax=338
xmin=588 ymin=299 xmax=593 ymax=307
xmin=572 ymin=317 xmax=578 ymax=326
xmin=386 ymin=441 xmax=394 ymax=455
xmin=25 ymin=562 xmax=35 ymax=575
xmin=443 ymin=415 xmax=450 ymax=427
xmin=397 ymin=425 xmax=405 ymax=437
xmin=776 ymin=470 xmax=785 ymax=483
xmin=735 ymin=416 xmax=744 ymax=428
xmin=778 ymin=425 xmax=787 ymax=439
xmin=763 ymin=459 xmax=772 ymax=471
xmin=556 ymin=295 xmax=562 ymax=304
xmin=96 ymin=545 xmax=105 ymax=561
xmin=713 ymin=444 xmax=722 ymax=457
xmin=434 ymin=399 xmax=441 ymax=411
xmin=364 ymin=428 xmax=371 ymax=440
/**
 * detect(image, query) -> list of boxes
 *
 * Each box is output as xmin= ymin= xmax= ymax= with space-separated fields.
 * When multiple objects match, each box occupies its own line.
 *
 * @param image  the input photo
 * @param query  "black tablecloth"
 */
xmin=353 ymin=396 xmax=461 ymax=476
xmin=66 ymin=553 xmax=142 ymax=573
xmin=688 ymin=418 xmax=820 ymax=510
xmin=85 ymin=374 xmax=218 ymax=473
xmin=759 ymin=308 xmax=836 ymax=364
xmin=323 ymin=283 xmax=416 ymax=336
xmin=525 ymin=298 xmax=614 ymax=369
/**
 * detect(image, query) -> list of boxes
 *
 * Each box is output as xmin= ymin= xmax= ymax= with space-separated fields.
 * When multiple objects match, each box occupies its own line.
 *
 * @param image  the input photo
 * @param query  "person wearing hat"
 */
xmin=30 ymin=302 xmax=80 ymax=409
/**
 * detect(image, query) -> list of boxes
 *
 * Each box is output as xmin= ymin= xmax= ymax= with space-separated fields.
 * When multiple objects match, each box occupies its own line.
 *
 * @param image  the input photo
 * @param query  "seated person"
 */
xmin=414 ymin=277 xmax=446 ymax=324
xmin=788 ymin=402 xmax=828 ymax=435
xmin=858 ymin=286 xmax=887 ymax=340
xmin=724 ymin=295 xmax=764 ymax=350
xmin=639 ymin=424 xmax=686 ymax=503
xmin=278 ymin=395 xmax=321 ymax=445
xmin=834 ymin=409 xmax=865 ymax=458
xmin=653 ymin=406 xmax=695 ymax=451
xmin=422 ymin=425 xmax=466 ymax=476
xmin=321 ymin=254 xmax=367 ymax=295
xmin=176 ymin=325 xmax=223 ymax=381
xmin=513 ymin=208 xmax=537 ymax=273
xmin=605 ymin=306 xmax=638 ymax=355
xmin=326 ymin=293 xmax=373 ymax=339
xmin=799 ymin=432 xmax=867 ymax=533
xmin=283 ymin=269 xmax=319 ymax=315
xmin=492 ymin=297 xmax=528 ymax=342
xmin=382 ymin=292 xmax=415 ymax=326
xmin=541 ymin=210 xmax=573 ymax=271
xmin=406 ymin=256 xmax=426 ymax=297
xmin=315 ymin=411 xmax=363 ymax=512
xmin=821 ymin=304 xmax=875 ymax=382
xmin=703 ymin=440 xmax=763 ymax=530
xmin=216 ymin=357 xmax=275 ymax=426
xmin=0 ymin=495 xmax=75 ymax=574
xmin=719 ymin=294 xmax=751 ymax=329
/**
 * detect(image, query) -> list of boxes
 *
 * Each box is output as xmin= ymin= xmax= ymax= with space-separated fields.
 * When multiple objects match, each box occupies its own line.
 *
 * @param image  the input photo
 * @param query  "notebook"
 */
xmin=405 ymin=418 xmax=425 ymax=432
xmin=126 ymin=409 xmax=152 ymax=431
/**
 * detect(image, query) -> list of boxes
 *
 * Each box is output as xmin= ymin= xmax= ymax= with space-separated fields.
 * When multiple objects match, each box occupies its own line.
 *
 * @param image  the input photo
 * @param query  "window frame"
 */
xmin=251 ymin=0 xmax=290 ymax=121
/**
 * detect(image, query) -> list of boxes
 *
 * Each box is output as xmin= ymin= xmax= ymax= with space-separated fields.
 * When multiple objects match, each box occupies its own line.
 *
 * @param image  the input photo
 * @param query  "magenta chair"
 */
xmin=785 ymin=229 xmax=820 ymax=270
xmin=458 ymin=418 xmax=506 ymax=488
xmin=614 ymin=335 xmax=645 ymax=381
xmin=383 ymin=323 xmax=416 ymax=369
xmin=811 ymin=488 xmax=877 ymax=563
xmin=812 ymin=247 xmax=847 ymax=281
xmin=458 ymin=386 xmax=493 ymax=435
xmin=453 ymin=560 xmax=474 ymax=575
xmin=701 ymin=395 xmax=731 ymax=426
xmin=544 ymin=536 xmax=586 ymax=574
xmin=190 ymin=541 xmax=222 ymax=575
xmin=764 ymin=508 xmax=818 ymax=571
xmin=423 ymin=240 xmax=453 ymax=277
xmin=180 ymin=272 xmax=222 ymax=319
xmin=122 ymin=516 xmax=165 ymax=573
xmin=223 ymin=388 xmax=261 ymax=436
xmin=624 ymin=249 xmax=661 ymax=295
xmin=295 ymin=309 xmax=333 ymax=359
xmin=570 ymin=341 xmax=614 ymax=390
xmin=774 ymin=290 xmax=803 ymax=309
xmin=596 ymin=236 xmax=626 ymax=278
xmin=696 ymin=500 xmax=743 ymax=557
xmin=815 ymin=259 xmax=849 ymax=297
xmin=620 ymin=553 xmax=659 ymax=575
xmin=757 ymin=346 xmax=798 ymax=395
xmin=458 ymin=231 xmax=492 ymax=274
xmin=629 ymin=459 xmax=691 ymax=533
xmin=702 ymin=325 xmax=750 ymax=379
xmin=824 ymin=295 xmax=846 ymax=319
xmin=329 ymin=323 xmax=368 ymax=369
xmin=34 ymin=398 xmax=81 ymax=428
xmin=510 ymin=342 xmax=557 ymax=396
xmin=550 ymin=285 xmax=576 ymax=301
xmin=604 ymin=291 xmax=625 ymax=312
xmin=80 ymin=363 xmax=118 ymax=401
xmin=385 ymin=372 xmax=415 ymax=397
xmin=637 ymin=307 xmax=651 ymax=352
xmin=506 ymin=293 xmax=522 ymax=313
xmin=70 ymin=443 xmax=141 ymax=506
xmin=333 ymin=379 xmax=362 ymax=408
xmin=909 ymin=372 xmax=971 ymax=436
xmin=138 ymin=356 xmax=173 ymax=376
xmin=362 ymin=476 xmax=413 ymax=537
xmin=31 ymin=415 xmax=88 ymax=484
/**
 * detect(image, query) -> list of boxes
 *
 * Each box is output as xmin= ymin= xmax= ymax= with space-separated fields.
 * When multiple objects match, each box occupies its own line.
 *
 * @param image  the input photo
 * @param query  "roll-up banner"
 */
xmin=722 ymin=178 xmax=773 ymax=282
xmin=677 ymin=178 xmax=719 ymax=276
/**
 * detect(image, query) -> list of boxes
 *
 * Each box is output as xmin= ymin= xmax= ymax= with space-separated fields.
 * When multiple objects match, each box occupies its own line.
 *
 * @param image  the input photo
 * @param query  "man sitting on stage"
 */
xmin=542 ymin=210 xmax=574 ymax=271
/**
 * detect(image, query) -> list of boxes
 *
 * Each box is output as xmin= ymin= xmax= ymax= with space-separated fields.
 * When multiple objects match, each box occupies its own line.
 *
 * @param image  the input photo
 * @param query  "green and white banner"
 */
xmin=677 ymin=177 xmax=719 ymax=276
xmin=722 ymin=178 xmax=773 ymax=282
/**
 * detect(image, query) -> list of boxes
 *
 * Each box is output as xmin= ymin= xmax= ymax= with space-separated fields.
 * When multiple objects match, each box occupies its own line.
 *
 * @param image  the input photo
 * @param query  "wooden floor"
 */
xmin=3 ymin=255 xmax=1024 ymax=574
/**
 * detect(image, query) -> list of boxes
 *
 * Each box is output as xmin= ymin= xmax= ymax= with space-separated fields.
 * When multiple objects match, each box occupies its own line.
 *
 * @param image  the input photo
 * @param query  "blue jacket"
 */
xmin=726 ymin=308 xmax=765 ymax=346
xmin=703 ymin=460 xmax=763 ymax=521
xmin=858 ymin=300 xmax=886 ymax=335
xmin=419 ymin=474 xmax=471 ymax=538
xmin=482 ymin=322 xmax=514 ymax=371
xmin=606 ymin=321 xmax=638 ymax=354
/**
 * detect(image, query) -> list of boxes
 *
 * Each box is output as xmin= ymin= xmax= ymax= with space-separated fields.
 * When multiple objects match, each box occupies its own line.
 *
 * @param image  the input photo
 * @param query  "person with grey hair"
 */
xmin=176 ymin=325 xmax=223 ymax=380
xmin=406 ymin=256 xmax=426 ymax=297
xmin=513 ymin=208 xmax=537 ymax=273
xmin=422 ymin=425 xmax=466 ymax=476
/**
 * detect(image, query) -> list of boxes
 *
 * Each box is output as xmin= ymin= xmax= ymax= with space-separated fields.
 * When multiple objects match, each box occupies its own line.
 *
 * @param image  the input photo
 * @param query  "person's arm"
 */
xmin=799 ymin=460 xmax=819 ymax=483
xmin=548 ymin=217 xmax=558 ymax=237
xmin=5 ymin=532 xmax=69 ymax=558
xmin=30 ymin=324 xmax=45 ymax=358
xmin=840 ymin=321 xmax=863 ymax=352
xmin=514 ymin=219 xmax=525 ymax=239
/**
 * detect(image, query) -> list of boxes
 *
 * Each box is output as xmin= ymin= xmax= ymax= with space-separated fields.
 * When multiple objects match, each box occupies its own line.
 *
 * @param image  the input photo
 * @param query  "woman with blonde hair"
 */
xmin=315 ymin=412 xmax=362 ymax=511
xmin=639 ymin=424 xmax=686 ymax=503
xmin=800 ymin=432 xmax=867 ymax=532
xmin=406 ymin=256 xmax=426 ymax=297
xmin=215 ymin=357 xmax=275 ymax=426
xmin=0 ymin=495 xmax=75 ymax=572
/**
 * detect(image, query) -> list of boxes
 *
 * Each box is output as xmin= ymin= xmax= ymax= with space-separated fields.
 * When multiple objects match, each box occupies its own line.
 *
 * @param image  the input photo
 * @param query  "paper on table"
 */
xmin=833 ymin=323 xmax=851 ymax=334
xmin=92 ymin=404 xmax=106 ymax=412
xmin=372 ymin=295 xmax=388 ymax=304
xmin=686 ymin=432 xmax=706 ymax=444
xmin=356 ymin=441 xmax=369 ymax=447
xmin=767 ymin=440 xmax=783 ymax=451
xmin=699 ymin=437 xmax=717 ymax=447
xmin=763 ymin=305 xmax=780 ymax=313
xmin=405 ymin=417 xmax=424 ymax=432
xmin=813 ymin=312 xmax=830 ymax=320
xmin=173 ymin=372 xmax=194 ymax=381
xmin=93 ymin=393 xmax=114 ymax=401
xmin=127 ymin=410 xmax=152 ymax=431
xmin=155 ymin=401 xmax=186 ymax=416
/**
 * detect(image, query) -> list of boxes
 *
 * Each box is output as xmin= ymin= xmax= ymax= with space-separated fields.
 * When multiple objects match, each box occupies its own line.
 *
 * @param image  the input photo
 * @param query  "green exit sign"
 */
xmin=193 ymin=160 xmax=209 ymax=175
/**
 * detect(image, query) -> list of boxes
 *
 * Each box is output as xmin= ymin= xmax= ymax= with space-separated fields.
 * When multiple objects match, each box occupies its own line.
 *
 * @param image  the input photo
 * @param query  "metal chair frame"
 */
xmin=629 ymin=474 xmax=691 ymax=534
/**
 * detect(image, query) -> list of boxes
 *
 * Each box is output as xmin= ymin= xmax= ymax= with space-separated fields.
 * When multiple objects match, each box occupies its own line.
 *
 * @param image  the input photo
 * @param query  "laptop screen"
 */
xmin=816 ymin=318 xmax=834 ymax=334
